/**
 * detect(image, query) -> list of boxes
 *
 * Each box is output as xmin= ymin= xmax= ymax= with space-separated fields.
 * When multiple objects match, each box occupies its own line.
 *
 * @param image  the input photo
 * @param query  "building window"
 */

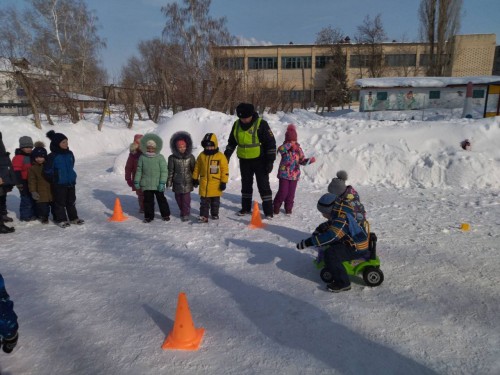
xmin=315 ymin=55 xmax=346 ymax=69
xmin=429 ymin=90 xmax=440 ymax=99
xmin=6 ymin=80 xmax=13 ymax=89
xmin=376 ymin=92 xmax=387 ymax=101
xmin=472 ymin=89 xmax=485 ymax=98
xmin=286 ymin=90 xmax=311 ymax=101
xmin=281 ymin=56 xmax=312 ymax=69
xmin=215 ymin=57 xmax=244 ymax=70
xmin=385 ymin=54 xmax=416 ymax=67
xmin=350 ymin=55 xmax=371 ymax=68
xmin=419 ymin=54 xmax=450 ymax=67
xmin=248 ymin=57 xmax=277 ymax=70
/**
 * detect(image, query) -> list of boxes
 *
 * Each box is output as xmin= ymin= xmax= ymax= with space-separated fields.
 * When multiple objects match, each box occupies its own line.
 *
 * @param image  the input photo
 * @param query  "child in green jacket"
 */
xmin=134 ymin=134 xmax=170 ymax=223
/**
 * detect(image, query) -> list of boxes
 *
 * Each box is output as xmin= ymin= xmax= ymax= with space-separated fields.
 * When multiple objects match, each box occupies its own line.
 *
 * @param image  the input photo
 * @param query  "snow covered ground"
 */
xmin=0 ymin=108 xmax=499 ymax=374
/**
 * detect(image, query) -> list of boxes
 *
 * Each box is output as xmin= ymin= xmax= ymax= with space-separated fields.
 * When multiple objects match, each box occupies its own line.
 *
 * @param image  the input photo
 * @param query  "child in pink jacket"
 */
xmin=273 ymin=124 xmax=315 ymax=215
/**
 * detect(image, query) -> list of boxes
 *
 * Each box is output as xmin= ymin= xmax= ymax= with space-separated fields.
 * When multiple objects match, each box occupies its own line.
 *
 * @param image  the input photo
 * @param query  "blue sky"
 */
xmin=3 ymin=0 xmax=500 ymax=78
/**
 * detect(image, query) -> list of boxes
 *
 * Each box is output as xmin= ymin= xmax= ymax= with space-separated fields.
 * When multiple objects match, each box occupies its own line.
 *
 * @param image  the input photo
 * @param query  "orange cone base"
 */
xmin=107 ymin=214 xmax=128 ymax=222
xmin=162 ymin=328 xmax=205 ymax=351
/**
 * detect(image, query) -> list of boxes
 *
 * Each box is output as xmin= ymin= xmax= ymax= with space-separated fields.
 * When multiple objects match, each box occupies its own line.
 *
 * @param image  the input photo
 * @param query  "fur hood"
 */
xmin=139 ymin=133 xmax=163 ymax=155
xmin=169 ymin=131 xmax=193 ymax=158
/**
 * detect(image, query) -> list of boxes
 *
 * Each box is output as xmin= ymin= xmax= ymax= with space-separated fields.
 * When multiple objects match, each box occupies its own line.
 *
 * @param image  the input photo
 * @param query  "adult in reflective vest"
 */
xmin=224 ymin=103 xmax=276 ymax=218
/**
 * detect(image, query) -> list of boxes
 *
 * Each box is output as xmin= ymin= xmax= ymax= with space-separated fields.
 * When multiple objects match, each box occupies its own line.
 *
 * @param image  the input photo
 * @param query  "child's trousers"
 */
xmin=199 ymin=196 xmax=220 ymax=218
xmin=175 ymin=192 xmax=191 ymax=217
xmin=143 ymin=190 xmax=170 ymax=220
xmin=52 ymin=185 xmax=78 ymax=223
xmin=273 ymin=178 xmax=298 ymax=213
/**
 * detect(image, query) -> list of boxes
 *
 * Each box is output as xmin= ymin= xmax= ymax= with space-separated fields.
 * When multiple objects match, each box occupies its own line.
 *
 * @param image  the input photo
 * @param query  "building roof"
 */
xmin=355 ymin=76 xmax=500 ymax=88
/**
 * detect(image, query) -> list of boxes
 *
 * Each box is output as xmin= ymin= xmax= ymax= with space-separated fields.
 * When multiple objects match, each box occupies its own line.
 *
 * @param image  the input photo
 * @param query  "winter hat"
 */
xmin=46 ymin=130 xmax=68 ymax=147
xmin=236 ymin=102 xmax=255 ymax=119
xmin=146 ymin=139 xmax=157 ymax=148
xmin=31 ymin=141 xmax=47 ymax=159
xmin=285 ymin=124 xmax=298 ymax=142
xmin=19 ymin=136 xmax=33 ymax=148
xmin=317 ymin=193 xmax=338 ymax=216
xmin=328 ymin=170 xmax=348 ymax=196
xmin=176 ymin=139 xmax=187 ymax=148
xmin=134 ymin=134 xmax=143 ymax=145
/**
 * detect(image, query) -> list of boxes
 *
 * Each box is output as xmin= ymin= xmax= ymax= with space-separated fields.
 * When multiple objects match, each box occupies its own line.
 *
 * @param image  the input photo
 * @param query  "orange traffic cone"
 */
xmin=107 ymin=197 xmax=128 ymax=222
xmin=249 ymin=201 xmax=265 ymax=229
xmin=162 ymin=292 xmax=204 ymax=351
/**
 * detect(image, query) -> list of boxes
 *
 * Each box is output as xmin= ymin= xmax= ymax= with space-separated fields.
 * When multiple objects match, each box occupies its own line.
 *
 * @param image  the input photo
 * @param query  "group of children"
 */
xmin=125 ymin=124 xmax=314 ymax=223
xmin=0 ymin=130 xmax=84 ymax=233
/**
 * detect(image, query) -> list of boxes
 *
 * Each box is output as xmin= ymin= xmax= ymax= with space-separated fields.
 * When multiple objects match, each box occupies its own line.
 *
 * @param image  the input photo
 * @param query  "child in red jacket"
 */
xmin=12 ymin=136 xmax=37 ymax=221
xmin=125 ymin=134 xmax=144 ymax=213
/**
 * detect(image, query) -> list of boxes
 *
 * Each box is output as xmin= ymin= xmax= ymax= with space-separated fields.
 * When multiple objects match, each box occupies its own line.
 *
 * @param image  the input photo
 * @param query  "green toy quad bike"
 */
xmin=314 ymin=232 xmax=384 ymax=287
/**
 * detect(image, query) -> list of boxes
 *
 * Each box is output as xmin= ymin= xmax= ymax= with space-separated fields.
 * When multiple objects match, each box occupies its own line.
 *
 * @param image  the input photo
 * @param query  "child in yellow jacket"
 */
xmin=192 ymin=133 xmax=229 ymax=222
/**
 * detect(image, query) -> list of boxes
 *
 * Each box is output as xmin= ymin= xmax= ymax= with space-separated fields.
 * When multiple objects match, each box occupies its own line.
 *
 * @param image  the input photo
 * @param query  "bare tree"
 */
xmin=419 ymin=0 xmax=462 ymax=76
xmin=315 ymin=26 xmax=350 ymax=111
xmin=161 ymin=0 xmax=234 ymax=109
xmin=354 ymin=14 xmax=387 ymax=78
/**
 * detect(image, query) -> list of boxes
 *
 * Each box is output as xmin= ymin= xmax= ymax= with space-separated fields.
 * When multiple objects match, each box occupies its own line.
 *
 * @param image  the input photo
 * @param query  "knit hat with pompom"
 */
xmin=285 ymin=124 xmax=297 ymax=142
xmin=328 ymin=170 xmax=348 ymax=195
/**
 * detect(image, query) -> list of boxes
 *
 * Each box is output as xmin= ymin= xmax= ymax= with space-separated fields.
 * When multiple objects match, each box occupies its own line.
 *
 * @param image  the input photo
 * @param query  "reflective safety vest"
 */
xmin=234 ymin=118 xmax=262 ymax=159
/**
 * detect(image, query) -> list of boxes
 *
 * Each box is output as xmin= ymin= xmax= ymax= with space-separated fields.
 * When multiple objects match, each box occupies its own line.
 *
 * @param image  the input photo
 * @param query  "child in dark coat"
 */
xmin=43 ymin=130 xmax=84 ymax=228
xmin=125 ymin=134 xmax=144 ymax=213
xmin=0 ymin=132 xmax=16 ymax=233
xmin=28 ymin=142 xmax=53 ymax=223
xmin=12 ymin=135 xmax=37 ymax=221
xmin=167 ymin=131 xmax=195 ymax=221
xmin=273 ymin=124 xmax=315 ymax=215
xmin=0 ymin=273 xmax=18 ymax=354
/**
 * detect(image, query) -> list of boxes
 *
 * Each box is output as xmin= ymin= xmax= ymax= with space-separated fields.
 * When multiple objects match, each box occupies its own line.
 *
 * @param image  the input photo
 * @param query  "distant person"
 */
xmin=273 ymin=124 xmax=315 ymax=216
xmin=0 ymin=132 xmax=16 ymax=233
xmin=12 ymin=136 xmax=36 ymax=221
xmin=192 ymin=133 xmax=229 ymax=223
xmin=44 ymin=130 xmax=84 ymax=228
xmin=134 ymin=134 xmax=170 ymax=223
xmin=125 ymin=134 xmax=145 ymax=213
xmin=0 ymin=273 xmax=18 ymax=354
xmin=28 ymin=142 xmax=53 ymax=224
xmin=167 ymin=131 xmax=195 ymax=222
xmin=224 ymin=103 xmax=276 ymax=218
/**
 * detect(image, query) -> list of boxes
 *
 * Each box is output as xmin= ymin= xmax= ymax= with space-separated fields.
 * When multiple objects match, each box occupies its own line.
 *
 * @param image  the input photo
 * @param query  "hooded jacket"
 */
xmin=125 ymin=142 xmax=142 ymax=191
xmin=43 ymin=139 xmax=77 ymax=186
xmin=134 ymin=133 xmax=168 ymax=191
xmin=167 ymin=131 xmax=196 ymax=194
xmin=192 ymin=133 xmax=229 ymax=198
xmin=0 ymin=132 xmax=16 ymax=196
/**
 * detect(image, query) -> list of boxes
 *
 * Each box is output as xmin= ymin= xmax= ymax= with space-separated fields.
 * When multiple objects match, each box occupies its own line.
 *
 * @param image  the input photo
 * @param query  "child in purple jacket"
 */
xmin=273 ymin=124 xmax=315 ymax=215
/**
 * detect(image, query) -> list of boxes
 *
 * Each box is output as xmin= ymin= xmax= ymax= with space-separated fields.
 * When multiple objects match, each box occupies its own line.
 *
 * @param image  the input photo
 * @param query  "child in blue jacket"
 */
xmin=43 ymin=130 xmax=84 ymax=228
xmin=0 ymin=273 xmax=18 ymax=354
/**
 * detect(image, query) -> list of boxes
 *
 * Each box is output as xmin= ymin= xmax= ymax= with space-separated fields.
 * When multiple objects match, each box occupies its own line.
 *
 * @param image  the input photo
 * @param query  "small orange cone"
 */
xmin=107 ymin=197 xmax=128 ymax=222
xmin=249 ymin=201 xmax=265 ymax=229
xmin=162 ymin=292 xmax=204 ymax=351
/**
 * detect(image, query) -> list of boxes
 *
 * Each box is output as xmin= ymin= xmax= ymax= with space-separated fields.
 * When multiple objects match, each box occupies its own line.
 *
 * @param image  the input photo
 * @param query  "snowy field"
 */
xmin=0 ymin=108 xmax=499 ymax=374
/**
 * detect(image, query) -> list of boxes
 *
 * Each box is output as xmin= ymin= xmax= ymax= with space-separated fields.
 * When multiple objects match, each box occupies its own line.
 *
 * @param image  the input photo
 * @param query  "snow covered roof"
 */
xmin=66 ymin=92 xmax=106 ymax=102
xmin=0 ymin=57 xmax=58 ymax=77
xmin=355 ymin=76 xmax=500 ymax=88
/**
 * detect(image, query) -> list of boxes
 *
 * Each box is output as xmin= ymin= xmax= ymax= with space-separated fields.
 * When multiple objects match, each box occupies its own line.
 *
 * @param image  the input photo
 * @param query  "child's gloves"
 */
xmin=157 ymin=183 xmax=165 ymax=192
xmin=31 ymin=192 xmax=40 ymax=200
xmin=134 ymin=182 xmax=140 ymax=190
xmin=309 ymin=157 xmax=316 ymax=164
xmin=219 ymin=182 xmax=226 ymax=191
xmin=296 ymin=238 xmax=313 ymax=249
xmin=193 ymin=179 xmax=199 ymax=188
xmin=2 ymin=331 xmax=18 ymax=354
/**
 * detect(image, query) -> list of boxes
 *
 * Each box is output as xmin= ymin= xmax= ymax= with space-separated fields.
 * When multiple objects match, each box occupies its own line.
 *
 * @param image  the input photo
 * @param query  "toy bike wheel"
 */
xmin=362 ymin=267 xmax=384 ymax=287
xmin=320 ymin=268 xmax=334 ymax=283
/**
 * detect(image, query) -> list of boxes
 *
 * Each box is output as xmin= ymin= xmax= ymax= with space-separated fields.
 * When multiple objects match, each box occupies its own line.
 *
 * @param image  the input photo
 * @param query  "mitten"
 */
xmin=296 ymin=238 xmax=313 ymax=250
xmin=193 ymin=179 xmax=199 ymax=188
xmin=2 ymin=332 xmax=18 ymax=354
xmin=219 ymin=182 xmax=226 ymax=191
xmin=266 ymin=162 xmax=274 ymax=174
xmin=31 ymin=191 xmax=40 ymax=200
xmin=134 ymin=182 xmax=140 ymax=190
xmin=157 ymin=183 xmax=165 ymax=192
xmin=309 ymin=156 xmax=316 ymax=164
